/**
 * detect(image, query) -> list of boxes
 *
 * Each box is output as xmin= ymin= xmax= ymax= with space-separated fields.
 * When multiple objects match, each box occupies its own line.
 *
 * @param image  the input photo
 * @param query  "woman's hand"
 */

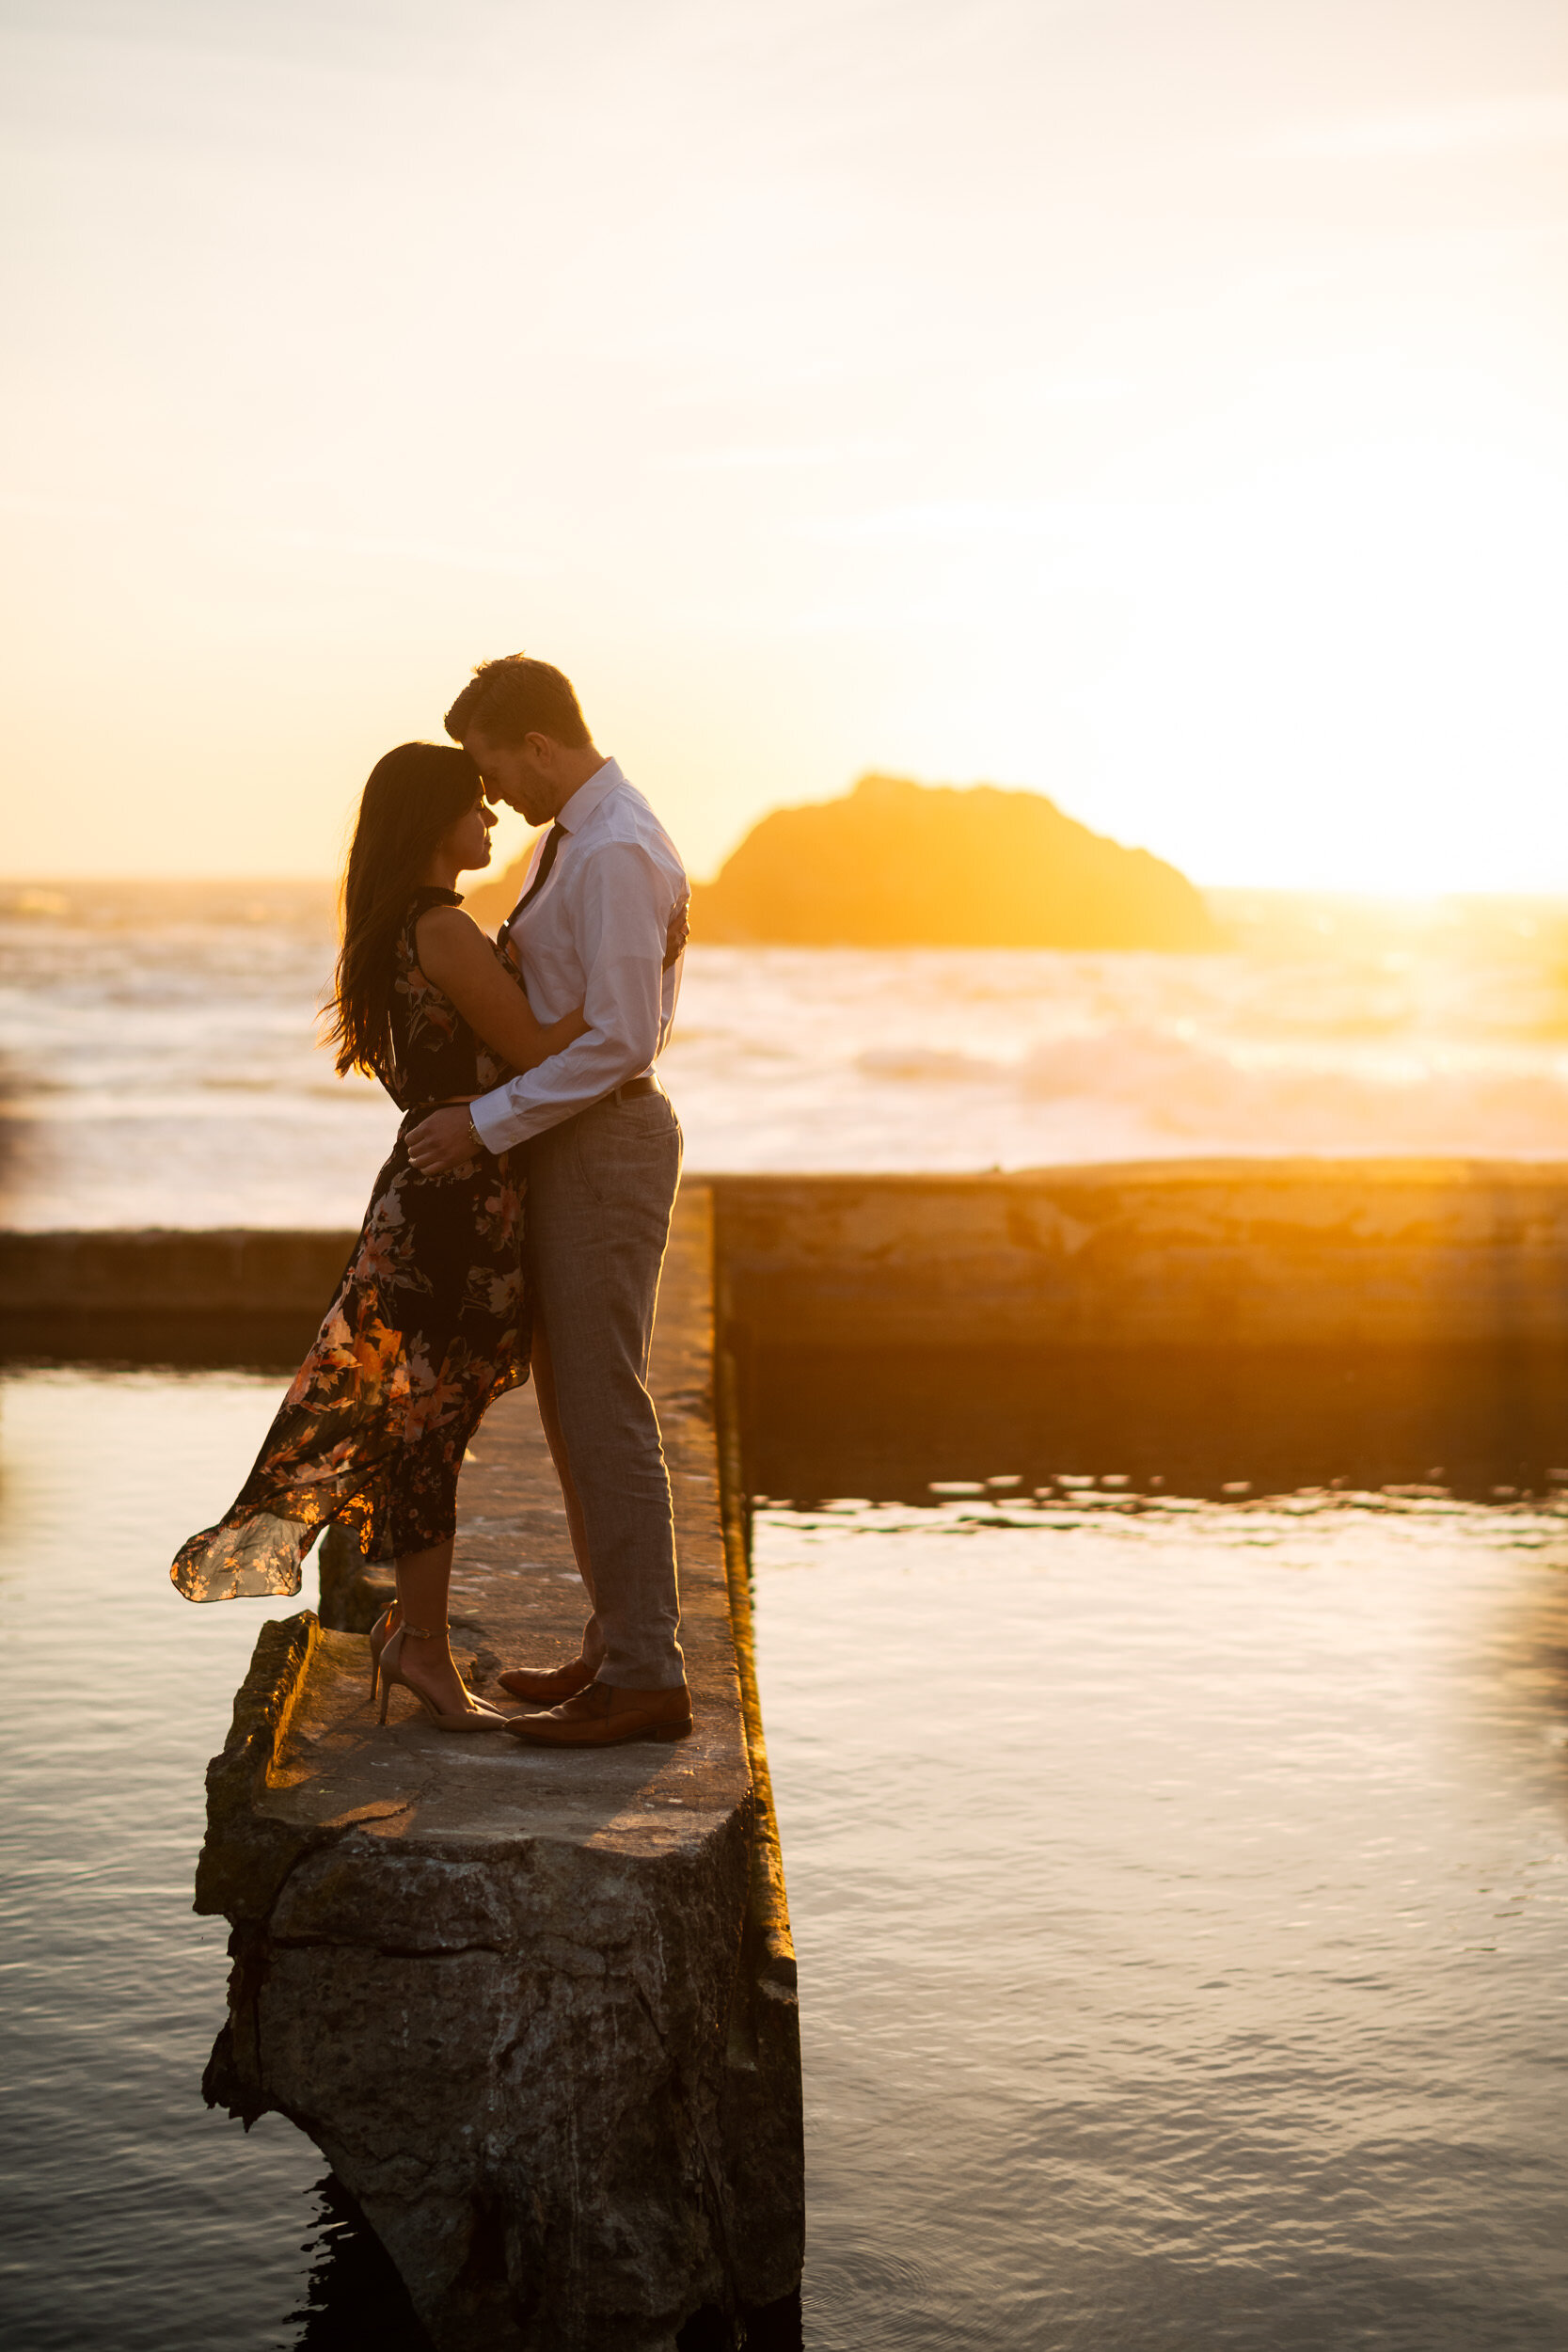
xmin=406 ymin=1099 xmax=480 ymax=1176
xmin=664 ymin=895 xmax=690 ymax=970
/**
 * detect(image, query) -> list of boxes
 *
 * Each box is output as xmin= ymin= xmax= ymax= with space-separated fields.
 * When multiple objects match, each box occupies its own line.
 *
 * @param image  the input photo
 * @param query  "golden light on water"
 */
xmin=1 ymin=0 xmax=1565 ymax=891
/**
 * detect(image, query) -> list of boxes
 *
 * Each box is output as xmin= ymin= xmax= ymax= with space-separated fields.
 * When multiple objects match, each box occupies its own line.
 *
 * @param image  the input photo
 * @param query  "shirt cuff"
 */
xmin=468 ymin=1089 xmax=517 ymax=1154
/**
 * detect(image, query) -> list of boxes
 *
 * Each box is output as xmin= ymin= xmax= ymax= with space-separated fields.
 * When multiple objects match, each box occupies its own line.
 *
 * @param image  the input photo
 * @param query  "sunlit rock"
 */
xmin=689 ymin=772 xmax=1222 ymax=949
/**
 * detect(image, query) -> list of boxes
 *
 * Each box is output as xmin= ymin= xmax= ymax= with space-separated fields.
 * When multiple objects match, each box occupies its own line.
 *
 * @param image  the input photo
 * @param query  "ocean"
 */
xmin=5 ymin=880 xmax=1568 ymax=1231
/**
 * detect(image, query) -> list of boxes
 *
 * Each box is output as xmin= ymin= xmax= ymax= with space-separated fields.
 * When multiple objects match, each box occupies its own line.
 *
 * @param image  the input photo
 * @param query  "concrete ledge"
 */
xmin=11 ymin=1162 xmax=1568 ymax=1361
xmin=0 ymin=1227 xmax=358 ymax=1366
xmin=196 ymin=1190 xmax=802 ymax=2351
xmin=711 ymin=1162 xmax=1568 ymax=1351
xmin=0 ymin=1225 xmax=358 ymax=1313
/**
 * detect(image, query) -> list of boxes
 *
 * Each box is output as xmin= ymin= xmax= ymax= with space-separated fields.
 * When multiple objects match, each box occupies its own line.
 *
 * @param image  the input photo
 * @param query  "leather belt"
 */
xmin=606 ymin=1073 xmax=663 ymax=1105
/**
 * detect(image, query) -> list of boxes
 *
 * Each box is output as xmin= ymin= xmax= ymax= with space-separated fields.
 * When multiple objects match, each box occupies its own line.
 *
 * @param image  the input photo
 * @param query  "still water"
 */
xmin=754 ymin=1497 xmax=1568 ymax=2348
xmin=0 ymin=1372 xmax=424 ymax=2352
xmin=3 ymin=1373 xmax=1567 ymax=2348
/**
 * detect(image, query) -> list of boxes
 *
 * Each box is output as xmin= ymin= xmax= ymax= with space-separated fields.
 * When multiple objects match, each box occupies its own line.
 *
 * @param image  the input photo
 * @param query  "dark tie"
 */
xmin=499 ymin=822 xmax=564 ymax=955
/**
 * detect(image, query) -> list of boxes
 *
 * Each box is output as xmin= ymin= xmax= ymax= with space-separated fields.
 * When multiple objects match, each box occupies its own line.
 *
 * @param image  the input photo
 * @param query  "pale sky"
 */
xmin=3 ymin=0 xmax=1566 ymax=890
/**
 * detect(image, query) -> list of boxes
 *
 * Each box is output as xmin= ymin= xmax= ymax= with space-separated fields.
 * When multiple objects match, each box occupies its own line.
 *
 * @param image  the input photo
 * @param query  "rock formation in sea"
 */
xmin=690 ymin=773 xmax=1220 ymax=949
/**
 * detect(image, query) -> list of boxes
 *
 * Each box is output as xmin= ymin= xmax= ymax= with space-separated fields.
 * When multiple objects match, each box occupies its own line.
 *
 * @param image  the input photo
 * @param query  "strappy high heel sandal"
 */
xmin=376 ymin=1623 xmax=509 ymax=1733
xmin=367 ymin=1602 xmax=400 ymax=1706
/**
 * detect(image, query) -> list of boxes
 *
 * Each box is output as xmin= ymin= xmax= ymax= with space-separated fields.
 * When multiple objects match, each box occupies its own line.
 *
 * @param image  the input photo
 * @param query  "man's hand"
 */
xmin=405 ymin=1102 xmax=482 ymax=1175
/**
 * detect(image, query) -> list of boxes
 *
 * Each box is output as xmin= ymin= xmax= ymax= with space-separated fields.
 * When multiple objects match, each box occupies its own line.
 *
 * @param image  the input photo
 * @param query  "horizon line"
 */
xmin=5 ymin=872 xmax=1568 ymax=909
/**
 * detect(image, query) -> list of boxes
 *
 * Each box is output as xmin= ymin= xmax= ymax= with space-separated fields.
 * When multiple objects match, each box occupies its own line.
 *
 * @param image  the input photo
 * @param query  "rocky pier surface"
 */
xmin=197 ymin=1188 xmax=802 ymax=2352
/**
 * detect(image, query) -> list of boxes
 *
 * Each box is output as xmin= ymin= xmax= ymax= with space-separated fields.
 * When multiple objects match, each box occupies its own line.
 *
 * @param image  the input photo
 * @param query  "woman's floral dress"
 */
xmin=172 ymin=888 xmax=530 ymax=1601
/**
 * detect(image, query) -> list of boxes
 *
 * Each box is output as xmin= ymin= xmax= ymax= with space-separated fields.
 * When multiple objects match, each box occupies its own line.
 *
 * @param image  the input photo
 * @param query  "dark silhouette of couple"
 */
xmin=173 ymin=654 xmax=694 ymax=1748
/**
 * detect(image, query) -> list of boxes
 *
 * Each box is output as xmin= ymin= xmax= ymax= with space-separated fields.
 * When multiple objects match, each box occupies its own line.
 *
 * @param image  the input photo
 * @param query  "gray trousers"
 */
xmin=524 ymin=1087 xmax=685 ymax=1689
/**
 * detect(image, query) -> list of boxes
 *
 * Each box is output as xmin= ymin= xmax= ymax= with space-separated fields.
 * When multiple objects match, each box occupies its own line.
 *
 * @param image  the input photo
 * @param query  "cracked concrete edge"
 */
xmin=195 ymin=1609 xmax=321 ymax=1923
xmin=714 ymin=1330 xmax=795 ymax=1995
xmin=713 ymin=1301 xmax=807 ymax=2311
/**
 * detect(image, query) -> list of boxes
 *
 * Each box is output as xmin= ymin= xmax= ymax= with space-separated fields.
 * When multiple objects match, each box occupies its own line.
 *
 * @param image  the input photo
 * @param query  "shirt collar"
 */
xmin=556 ymin=755 xmax=624 ymax=834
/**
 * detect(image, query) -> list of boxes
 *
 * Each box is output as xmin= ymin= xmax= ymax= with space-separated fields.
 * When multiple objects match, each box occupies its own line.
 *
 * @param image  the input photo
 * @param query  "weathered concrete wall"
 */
xmin=710 ymin=1162 xmax=1568 ymax=1352
xmin=0 ymin=1226 xmax=356 ymax=1365
xmin=0 ymin=1225 xmax=357 ymax=1314
xmin=198 ymin=1191 xmax=802 ymax=2352
xmin=10 ymin=1162 xmax=1568 ymax=1360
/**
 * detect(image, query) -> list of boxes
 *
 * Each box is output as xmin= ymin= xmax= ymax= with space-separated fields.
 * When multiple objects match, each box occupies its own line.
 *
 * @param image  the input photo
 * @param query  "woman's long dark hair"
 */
xmin=325 ymin=741 xmax=482 ymax=1082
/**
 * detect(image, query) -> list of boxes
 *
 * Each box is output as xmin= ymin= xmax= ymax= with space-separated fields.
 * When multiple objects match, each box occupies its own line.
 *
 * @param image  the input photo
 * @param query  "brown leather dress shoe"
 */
xmin=495 ymin=1657 xmax=599 ymax=1705
xmin=504 ymin=1680 xmax=693 ymax=1746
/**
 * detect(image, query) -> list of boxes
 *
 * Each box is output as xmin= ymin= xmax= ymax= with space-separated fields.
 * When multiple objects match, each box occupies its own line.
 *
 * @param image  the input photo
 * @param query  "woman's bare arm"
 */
xmin=414 ymin=907 xmax=587 ymax=1071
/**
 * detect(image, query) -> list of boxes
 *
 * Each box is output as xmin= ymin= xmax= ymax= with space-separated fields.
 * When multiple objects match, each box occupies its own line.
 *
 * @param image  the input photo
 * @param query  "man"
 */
xmin=406 ymin=654 xmax=690 ymax=1747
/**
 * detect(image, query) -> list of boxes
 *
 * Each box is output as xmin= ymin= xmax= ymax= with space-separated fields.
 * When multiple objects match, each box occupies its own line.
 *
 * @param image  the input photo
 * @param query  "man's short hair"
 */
xmin=444 ymin=655 xmax=591 ymax=750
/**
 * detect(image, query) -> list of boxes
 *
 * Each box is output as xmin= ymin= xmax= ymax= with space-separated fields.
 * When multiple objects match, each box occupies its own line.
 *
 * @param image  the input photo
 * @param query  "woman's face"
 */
xmin=441 ymin=794 xmax=497 ymax=874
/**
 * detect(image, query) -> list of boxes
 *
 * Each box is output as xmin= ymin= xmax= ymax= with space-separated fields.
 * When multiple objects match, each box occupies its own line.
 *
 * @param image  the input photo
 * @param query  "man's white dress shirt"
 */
xmin=468 ymin=757 xmax=687 ymax=1153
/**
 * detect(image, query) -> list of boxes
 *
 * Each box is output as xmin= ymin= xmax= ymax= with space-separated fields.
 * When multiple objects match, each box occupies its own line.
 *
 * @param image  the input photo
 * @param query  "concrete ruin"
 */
xmin=193 ymin=1193 xmax=801 ymax=2352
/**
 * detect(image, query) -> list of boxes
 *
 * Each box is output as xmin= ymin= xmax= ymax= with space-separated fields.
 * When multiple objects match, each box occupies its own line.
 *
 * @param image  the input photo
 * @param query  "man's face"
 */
xmin=462 ymin=729 xmax=557 ymax=827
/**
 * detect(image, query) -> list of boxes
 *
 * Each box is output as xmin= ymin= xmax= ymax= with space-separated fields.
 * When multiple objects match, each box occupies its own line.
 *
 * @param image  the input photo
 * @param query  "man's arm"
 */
xmin=406 ymin=841 xmax=674 ymax=1173
xmin=473 ymin=840 xmax=670 ymax=1147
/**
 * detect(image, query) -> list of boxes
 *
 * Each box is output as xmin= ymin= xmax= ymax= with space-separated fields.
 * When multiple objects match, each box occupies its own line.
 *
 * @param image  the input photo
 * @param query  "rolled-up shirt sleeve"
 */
xmin=468 ymin=840 xmax=673 ymax=1152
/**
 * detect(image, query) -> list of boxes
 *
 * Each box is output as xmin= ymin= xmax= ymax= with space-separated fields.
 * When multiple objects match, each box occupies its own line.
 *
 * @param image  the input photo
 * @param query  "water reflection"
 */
xmin=287 ymin=2177 xmax=431 ymax=2348
xmin=0 ymin=1370 xmax=363 ymax=2350
xmin=742 ymin=1337 xmax=1568 ymax=1505
xmin=754 ymin=1494 xmax=1568 ymax=2351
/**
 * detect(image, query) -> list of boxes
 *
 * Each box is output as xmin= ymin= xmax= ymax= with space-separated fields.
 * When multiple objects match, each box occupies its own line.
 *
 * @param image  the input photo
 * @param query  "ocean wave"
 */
xmin=857 ymin=1025 xmax=1568 ymax=1154
xmin=855 ymin=1046 xmax=993 ymax=1084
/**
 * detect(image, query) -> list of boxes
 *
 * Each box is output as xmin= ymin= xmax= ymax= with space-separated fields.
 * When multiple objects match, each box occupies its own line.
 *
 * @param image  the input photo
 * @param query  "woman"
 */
xmin=173 ymin=740 xmax=679 ymax=1731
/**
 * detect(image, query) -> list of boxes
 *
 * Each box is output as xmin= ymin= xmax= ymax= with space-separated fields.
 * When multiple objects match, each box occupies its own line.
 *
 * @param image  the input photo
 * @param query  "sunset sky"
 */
xmin=3 ymin=0 xmax=1566 ymax=892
